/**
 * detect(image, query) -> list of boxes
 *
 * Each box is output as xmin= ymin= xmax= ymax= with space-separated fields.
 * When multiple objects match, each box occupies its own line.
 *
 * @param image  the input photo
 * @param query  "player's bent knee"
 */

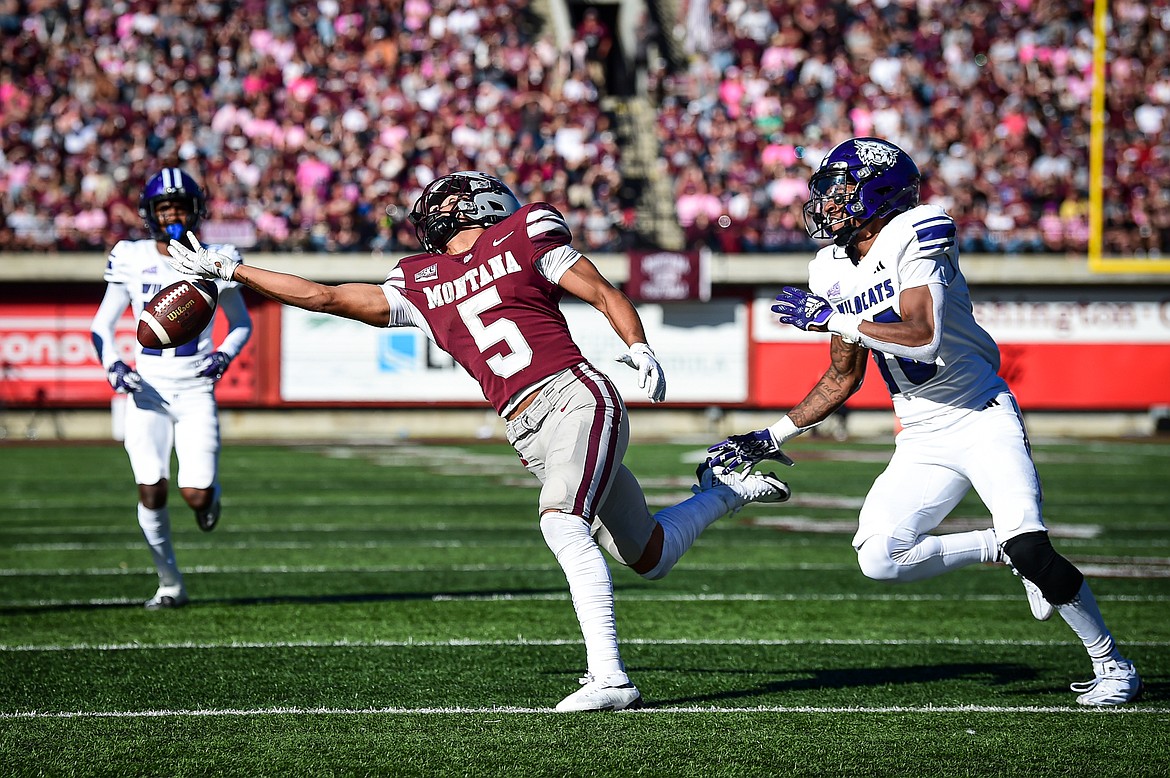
xmin=1002 ymin=530 xmax=1084 ymax=605
xmin=537 ymin=477 xmax=574 ymax=517
xmin=856 ymin=537 xmax=901 ymax=582
xmin=539 ymin=511 xmax=591 ymax=557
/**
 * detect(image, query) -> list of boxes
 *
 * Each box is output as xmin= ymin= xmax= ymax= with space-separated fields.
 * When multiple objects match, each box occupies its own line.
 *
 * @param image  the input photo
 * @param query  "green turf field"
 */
xmin=1 ymin=437 xmax=1167 ymax=776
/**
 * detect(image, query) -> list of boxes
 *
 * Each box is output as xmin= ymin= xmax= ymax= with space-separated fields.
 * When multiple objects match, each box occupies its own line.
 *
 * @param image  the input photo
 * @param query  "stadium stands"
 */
xmin=1 ymin=0 xmax=1167 ymax=255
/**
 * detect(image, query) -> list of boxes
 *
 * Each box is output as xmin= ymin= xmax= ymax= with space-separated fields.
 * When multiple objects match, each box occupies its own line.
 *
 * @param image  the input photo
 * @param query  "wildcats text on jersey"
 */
xmin=834 ymin=278 xmax=896 ymax=315
xmin=422 ymin=250 xmax=523 ymax=310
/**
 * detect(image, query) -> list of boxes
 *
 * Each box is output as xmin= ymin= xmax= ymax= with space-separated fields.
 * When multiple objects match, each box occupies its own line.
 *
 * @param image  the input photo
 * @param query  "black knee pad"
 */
xmin=1002 ymin=531 xmax=1084 ymax=605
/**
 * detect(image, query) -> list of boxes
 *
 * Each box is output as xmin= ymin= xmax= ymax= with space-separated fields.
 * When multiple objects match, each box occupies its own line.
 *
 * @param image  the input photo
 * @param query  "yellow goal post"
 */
xmin=1088 ymin=0 xmax=1170 ymax=273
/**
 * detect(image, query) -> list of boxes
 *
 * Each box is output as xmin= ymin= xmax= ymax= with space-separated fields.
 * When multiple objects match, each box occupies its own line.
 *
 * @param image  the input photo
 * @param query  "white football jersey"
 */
xmin=96 ymin=238 xmax=246 ymax=385
xmin=808 ymin=203 xmax=1006 ymax=425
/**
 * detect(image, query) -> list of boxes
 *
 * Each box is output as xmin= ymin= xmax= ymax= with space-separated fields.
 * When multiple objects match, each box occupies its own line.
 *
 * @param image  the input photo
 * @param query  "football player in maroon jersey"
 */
xmin=167 ymin=171 xmax=791 ymax=711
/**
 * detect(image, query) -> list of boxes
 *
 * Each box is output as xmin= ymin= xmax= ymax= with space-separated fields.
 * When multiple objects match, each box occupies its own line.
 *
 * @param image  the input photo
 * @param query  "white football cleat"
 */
xmin=695 ymin=462 xmax=791 ymax=513
xmin=555 ymin=673 xmax=643 ymax=712
xmin=1071 ymin=658 xmax=1142 ymax=706
xmin=144 ymin=584 xmax=189 ymax=610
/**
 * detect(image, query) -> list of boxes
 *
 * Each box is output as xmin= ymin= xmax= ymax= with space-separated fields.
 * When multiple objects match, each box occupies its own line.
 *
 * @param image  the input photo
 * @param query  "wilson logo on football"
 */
xmin=137 ymin=279 xmax=218 ymax=350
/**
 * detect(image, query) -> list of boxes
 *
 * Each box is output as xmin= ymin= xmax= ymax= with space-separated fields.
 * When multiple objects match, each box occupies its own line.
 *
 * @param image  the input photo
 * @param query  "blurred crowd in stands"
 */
xmin=661 ymin=0 xmax=1170 ymax=256
xmin=1 ymin=0 xmax=1168 ymax=257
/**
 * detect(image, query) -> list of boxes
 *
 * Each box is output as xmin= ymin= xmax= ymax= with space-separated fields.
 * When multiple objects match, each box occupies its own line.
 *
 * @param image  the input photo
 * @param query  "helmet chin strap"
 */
xmin=164 ymin=223 xmax=185 ymax=242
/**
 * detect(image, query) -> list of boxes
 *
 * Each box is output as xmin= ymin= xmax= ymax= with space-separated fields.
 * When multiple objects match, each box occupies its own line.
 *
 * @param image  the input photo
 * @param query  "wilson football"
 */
xmin=137 ymin=279 xmax=218 ymax=349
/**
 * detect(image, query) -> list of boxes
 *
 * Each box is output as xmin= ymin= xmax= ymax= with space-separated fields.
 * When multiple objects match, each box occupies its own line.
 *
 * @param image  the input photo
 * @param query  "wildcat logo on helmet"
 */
xmin=853 ymin=139 xmax=900 ymax=168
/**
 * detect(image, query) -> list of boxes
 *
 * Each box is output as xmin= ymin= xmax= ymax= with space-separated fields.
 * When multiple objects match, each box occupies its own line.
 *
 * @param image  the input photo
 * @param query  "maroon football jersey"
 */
xmin=385 ymin=203 xmax=589 ymax=413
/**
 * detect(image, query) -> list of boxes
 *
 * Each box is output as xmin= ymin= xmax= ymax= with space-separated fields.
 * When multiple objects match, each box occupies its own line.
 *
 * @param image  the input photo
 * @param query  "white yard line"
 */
xmin=3 ymin=704 xmax=1168 ymax=719
xmin=4 ymin=590 xmax=1170 ymax=608
xmin=4 ymin=636 xmax=1169 ymax=652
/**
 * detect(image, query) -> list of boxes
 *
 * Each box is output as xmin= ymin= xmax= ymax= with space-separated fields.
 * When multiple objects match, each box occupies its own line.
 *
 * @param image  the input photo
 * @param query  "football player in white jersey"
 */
xmin=90 ymin=168 xmax=252 ymax=609
xmin=166 ymin=171 xmax=791 ymax=711
xmin=707 ymin=138 xmax=1141 ymax=706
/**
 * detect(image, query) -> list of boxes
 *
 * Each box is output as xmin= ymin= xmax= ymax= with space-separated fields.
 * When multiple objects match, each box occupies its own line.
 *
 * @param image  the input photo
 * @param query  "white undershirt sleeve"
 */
xmin=535 ymin=245 xmax=583 ymax=284
xmin=214 ymin=286 xmax=253 ymax=358
xmin=90 ymin=283 xmax=131 ymax=369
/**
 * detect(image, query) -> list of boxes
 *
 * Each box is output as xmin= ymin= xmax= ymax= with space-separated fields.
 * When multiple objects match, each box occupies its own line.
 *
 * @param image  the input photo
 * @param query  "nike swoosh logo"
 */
xmin=491 ymin=231 xmax=515 ymax=247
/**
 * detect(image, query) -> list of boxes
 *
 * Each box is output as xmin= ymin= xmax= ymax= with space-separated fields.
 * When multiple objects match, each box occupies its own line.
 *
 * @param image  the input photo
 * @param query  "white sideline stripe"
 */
xmin=5 ymin=521 xmax=1168 ymax=536
xmin=5 ymin=592 xmax=1170 ymax=608
xmin=6 ymin=540 xmax=542 ymax=551
xmin=5 ymin=637 xmax=1170 ymax=653
xmin=3 ymin=704 xmax=1168 ymax=720
xmin=3 ymin=563 xmax=1167 ymax=579
xmin=0 ymin=562 xmax=853 ymax=576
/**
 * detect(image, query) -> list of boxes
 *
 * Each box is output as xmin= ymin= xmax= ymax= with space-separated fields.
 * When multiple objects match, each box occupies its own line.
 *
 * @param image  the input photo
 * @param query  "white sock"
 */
xmin=540 ymin=512 xmax=626 ymax=683
xmin=1056 ymin=580 xmax=1120 ymax=663
xmin=644 ymin=489 xmax=731 ymax=580
xmin=859 ymin=529 xmax=999 ymax=582
xmin=137 ymin=503 xmax=183 ymax=589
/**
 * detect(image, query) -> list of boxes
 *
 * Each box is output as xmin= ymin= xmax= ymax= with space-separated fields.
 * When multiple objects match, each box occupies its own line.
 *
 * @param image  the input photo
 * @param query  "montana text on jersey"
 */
xmin=382 ymin=203 xmax=587 ymax=415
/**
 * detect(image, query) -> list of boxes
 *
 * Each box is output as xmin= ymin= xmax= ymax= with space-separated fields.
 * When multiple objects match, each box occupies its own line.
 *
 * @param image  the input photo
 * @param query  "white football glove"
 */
xmin=167 ymin=231 xmax=240 ymax=281
xmin=615 ymin=342 xmax=666 ymax=403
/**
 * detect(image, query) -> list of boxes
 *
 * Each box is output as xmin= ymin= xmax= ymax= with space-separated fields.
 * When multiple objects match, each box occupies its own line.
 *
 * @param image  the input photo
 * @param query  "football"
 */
xmin=136 ymin=279 xmax=218 ymax=349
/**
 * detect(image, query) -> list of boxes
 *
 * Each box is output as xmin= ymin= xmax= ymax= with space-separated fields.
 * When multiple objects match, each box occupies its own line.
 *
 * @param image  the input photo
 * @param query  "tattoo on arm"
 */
xmin=789 ymin=337 xmax=868 ymax=428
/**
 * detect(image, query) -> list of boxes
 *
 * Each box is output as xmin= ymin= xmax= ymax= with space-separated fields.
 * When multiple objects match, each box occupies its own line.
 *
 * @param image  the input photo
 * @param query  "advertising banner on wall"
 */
xmin=280 ymin=299 xmax=748 ymax=404
xmin=751 ymin=291 xmax=1170 ymax=410
xmin=0 ymin=302 xmax=259 ymax=406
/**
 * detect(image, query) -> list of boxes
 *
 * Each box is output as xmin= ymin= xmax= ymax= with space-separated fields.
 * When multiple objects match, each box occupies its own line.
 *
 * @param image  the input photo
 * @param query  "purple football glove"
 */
xmin=707 ymin=428 xmax=795 ymax=471
xmin=106 ymin=360 xmax=142 ymax=393
xmin=197 ymin=351 xmax=232 ymax=381
xmin=772 ymin=286 xmax=835 ymax=331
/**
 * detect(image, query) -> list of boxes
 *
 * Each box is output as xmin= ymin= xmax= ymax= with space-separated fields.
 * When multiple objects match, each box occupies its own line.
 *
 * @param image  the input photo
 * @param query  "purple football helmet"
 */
xmin=408 ymin=172 xmax=521 ymax=253
xmin=138 ymin=168 xmax=207 ymax=242
xmin=803 ymin=137 xmax=920 ymax=246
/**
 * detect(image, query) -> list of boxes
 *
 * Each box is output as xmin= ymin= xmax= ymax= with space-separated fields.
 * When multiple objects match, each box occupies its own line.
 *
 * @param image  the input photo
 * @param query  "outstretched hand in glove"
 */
xmin=166 ymin=231 xmax=240 ymax=282
xmin=706 ymin=428 xmax=795 ymax=471
xmin=771 ymin=286 xmax=836 ymax=331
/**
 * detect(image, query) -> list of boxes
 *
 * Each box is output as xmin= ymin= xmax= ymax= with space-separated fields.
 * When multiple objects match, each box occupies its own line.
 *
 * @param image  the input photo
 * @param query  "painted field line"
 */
xmin=5 ymin=540 xmax=542 ymax=552
xmin=4 ymin=704 xmax=1169 ymax=720
xmin=3 ymin=563 xmax=1166 ymax=579
xmin=0 ymin=562 xmax=853 ymax=577
xmin=5 ymin=591 xmax=1170 ymax=608
xmin=5 ymin=637 xmax=1169 ymax=653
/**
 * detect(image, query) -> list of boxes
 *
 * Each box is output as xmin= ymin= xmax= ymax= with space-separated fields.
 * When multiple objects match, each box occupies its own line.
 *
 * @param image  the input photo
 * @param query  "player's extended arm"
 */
xmin=167 ymin=232 xmax=390 ymax=327
xmin=707 ymin=336 xmax=868 ymax=469
xmin=557 ymin=255 xmax=648 ymax=346
xmin=234 ymin=264 xmax=391 ymax=327
xmin=557 ymin=255 xmax=666 ymax=402
xmin=787 ymin=335 xmax=870 ymax=429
